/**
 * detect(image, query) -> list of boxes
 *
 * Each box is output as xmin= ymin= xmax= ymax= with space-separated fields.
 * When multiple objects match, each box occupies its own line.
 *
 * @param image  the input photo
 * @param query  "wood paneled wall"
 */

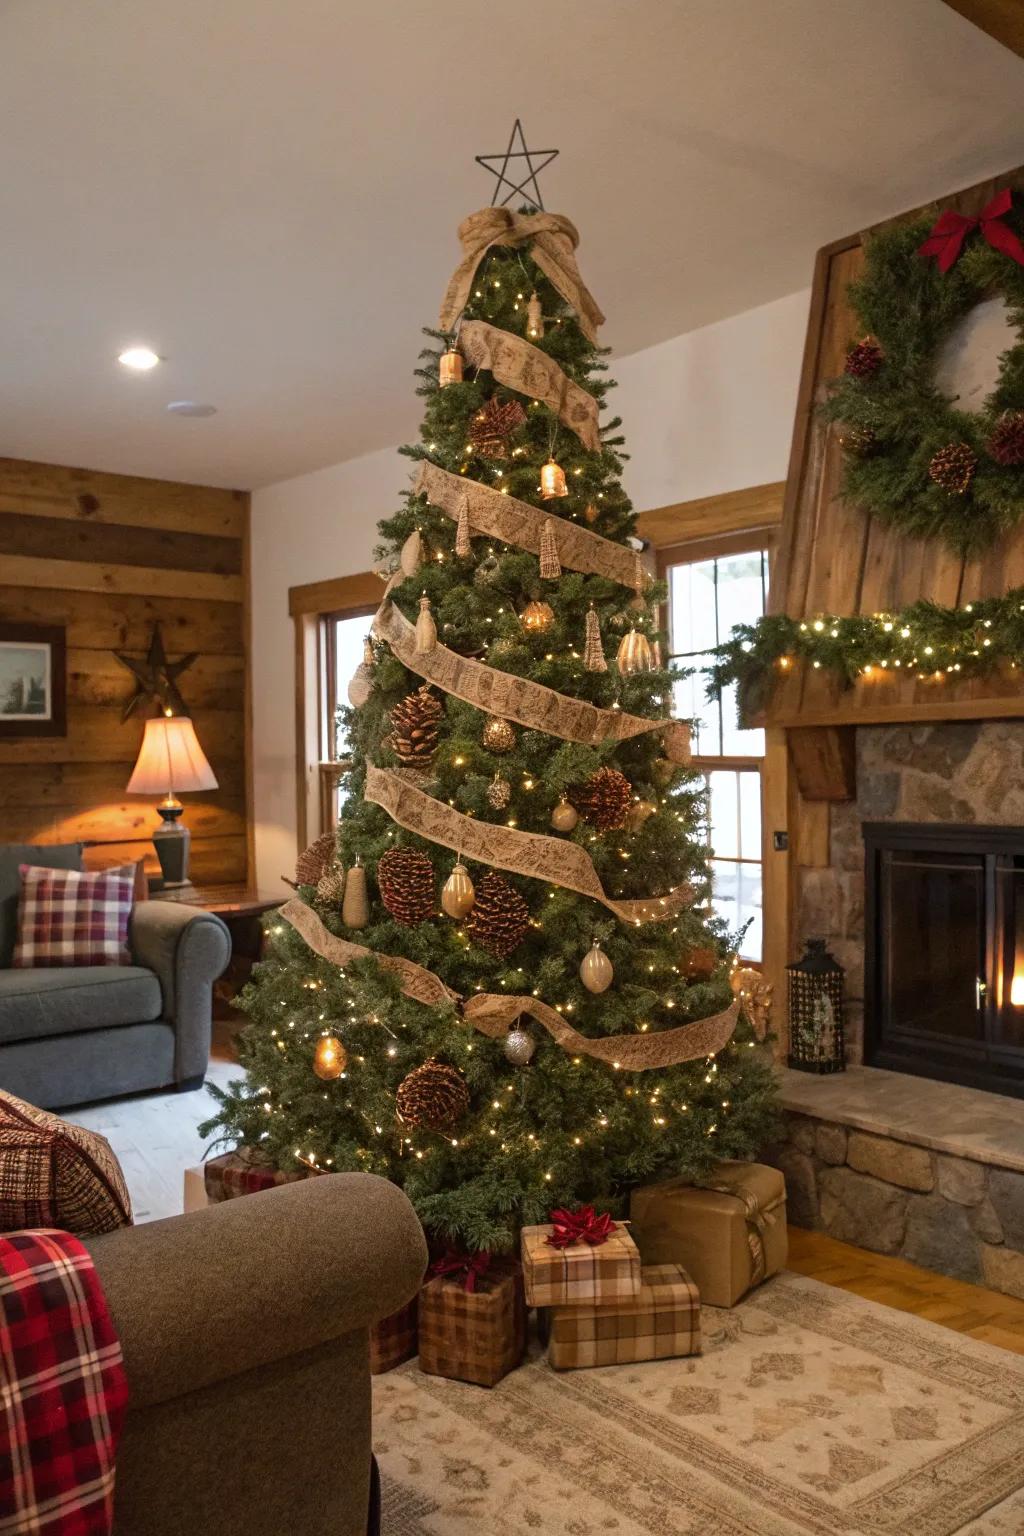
xmin=0 ymin=458 xmax=251 ymax=883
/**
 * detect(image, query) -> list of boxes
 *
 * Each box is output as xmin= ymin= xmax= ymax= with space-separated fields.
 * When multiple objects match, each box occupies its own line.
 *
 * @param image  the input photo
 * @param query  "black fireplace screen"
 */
xmin=864 ymin=822 xmax=1024 ymax=1097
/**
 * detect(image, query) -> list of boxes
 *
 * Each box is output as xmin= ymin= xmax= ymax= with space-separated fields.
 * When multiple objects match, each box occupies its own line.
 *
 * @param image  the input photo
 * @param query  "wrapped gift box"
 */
xmin=629 ymin=1160 xmax=787 ymax=1308
xmin=548 ymin=1263 xmax=700 ymax=1370
xmin=370 ymin=1296 xmax=418 ymax=1375
xmin=521 ymin=1221 xmax=641 ymax=1308
xmin=203 ymin=1148 xmax=312 ymax=1203
xmin=418 ymin=1262 xmax=526 ymax=1389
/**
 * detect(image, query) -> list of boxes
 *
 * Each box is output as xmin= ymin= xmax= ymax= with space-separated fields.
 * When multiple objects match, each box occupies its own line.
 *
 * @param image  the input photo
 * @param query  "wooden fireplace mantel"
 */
xmin=764 ymin=161 xmax=1024 ymax=731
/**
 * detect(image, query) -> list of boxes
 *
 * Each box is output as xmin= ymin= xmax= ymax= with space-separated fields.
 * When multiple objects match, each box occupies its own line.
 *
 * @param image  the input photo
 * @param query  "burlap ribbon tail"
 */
xmin=279 ymin=899 xmax=744 ymax=1071
xmin=439 ymin=207 xmax=605 ymax=344
xmin=458 ymin=320 xmax=601 ymax=453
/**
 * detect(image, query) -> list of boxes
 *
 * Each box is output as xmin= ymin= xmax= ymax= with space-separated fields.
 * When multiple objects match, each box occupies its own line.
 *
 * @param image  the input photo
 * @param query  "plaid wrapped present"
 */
xmin=0 ymin=1229 xmax=129 ymax=1533
xmin=418 ymin=1260 xmax=526 ymax=1388
xmin=370 ymin=1296 xmax=418 ymax=1375
xmin=521 ymin=1217 xmax=641 ymax=1308
xmin=629 ymin=1160 xmax=787 ymax=1308
xmin=548 ymin=1262 xmax=700 ymax=1370
xmin=203 ymin=1147 xmax=313 ymax=1203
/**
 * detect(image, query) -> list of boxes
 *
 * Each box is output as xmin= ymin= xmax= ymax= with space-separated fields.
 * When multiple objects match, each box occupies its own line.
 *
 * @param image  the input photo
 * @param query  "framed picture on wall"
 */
xmin=0 ymin=623 xmax=67 ymax=738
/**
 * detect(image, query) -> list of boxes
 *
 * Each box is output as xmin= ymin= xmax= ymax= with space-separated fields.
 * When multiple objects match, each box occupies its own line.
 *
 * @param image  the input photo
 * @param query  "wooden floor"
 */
xmin=66 ymin=1022 xmax=1024 ymax=1352
xmin=788 ymin=1226 xmax=1024 ymax=1355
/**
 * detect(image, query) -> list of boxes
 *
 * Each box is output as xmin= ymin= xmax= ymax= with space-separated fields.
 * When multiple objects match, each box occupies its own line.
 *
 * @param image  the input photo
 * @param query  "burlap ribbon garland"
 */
xmin=373 ymin=600 xmax=691 ymax=761
xmin=439 ymin=207 xmax=605 ymax=344
xmin=364 ymin=764 xmax=691 ymax=924
xmin=458 ymin=321 xmax=601 ymax=453
xmin=279 ymin=898 xmax=746 ymax=1071
xmin=414 ymin=461 xmax=640 ymax=588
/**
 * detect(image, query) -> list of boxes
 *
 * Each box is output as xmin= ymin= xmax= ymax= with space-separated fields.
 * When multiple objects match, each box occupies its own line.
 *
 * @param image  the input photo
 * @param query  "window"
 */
xmin=321 ymin=611 xmax=376 ymax=827
xmin=662 ymin=540 xmax=770 ymax=961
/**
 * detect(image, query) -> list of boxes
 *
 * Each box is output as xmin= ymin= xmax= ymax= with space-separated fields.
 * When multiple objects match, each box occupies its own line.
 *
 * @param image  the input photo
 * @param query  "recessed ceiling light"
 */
xmin=166 ymin=401 xmax=217 ymax=417
xmin=118 ymin=346 xmax=161 ymax=371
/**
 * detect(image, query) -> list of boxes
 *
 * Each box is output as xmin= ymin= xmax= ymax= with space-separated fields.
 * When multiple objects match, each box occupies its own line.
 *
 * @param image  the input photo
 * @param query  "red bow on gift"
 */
xmin=918 ymin=189 xmax=1024 ymax=274
xmin=545 ymin=1205 xmax=616 ymax=1249
xmin=429 ymin=1249 xmax=493 ymax=1292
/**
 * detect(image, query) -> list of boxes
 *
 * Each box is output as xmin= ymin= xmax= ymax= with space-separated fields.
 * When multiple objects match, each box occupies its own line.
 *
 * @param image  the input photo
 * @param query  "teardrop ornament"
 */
xmin=579 ymin=941 xmax=614 ymax=994
xmin=441 ymin=860 xmax=476 ymax=918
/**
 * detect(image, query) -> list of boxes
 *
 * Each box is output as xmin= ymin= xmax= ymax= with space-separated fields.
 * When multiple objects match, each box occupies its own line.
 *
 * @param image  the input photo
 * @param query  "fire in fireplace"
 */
xmin=864 ymin=822 xmax=1024 ymax=1099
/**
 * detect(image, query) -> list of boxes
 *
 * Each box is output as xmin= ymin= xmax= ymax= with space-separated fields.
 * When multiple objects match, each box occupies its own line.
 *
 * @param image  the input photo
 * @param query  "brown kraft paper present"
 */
xmin=521 ymin=1222 xmax=641 ymax=1307
xmin=418 ymin=1263 xmax=526 ymax=1388
xmin=629 ymin=1160 xmax=787 ymax=1308
xmin=548 ymin=1263 xmax=701 ymax=1370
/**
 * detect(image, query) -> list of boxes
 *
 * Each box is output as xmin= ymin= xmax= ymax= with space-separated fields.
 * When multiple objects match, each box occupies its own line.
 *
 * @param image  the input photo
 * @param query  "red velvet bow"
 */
xmin=545 ymin=1205 xmax=616 ymax=1249
xmin=429 ymin=1249 xmax=493 ymax=1292
xmin=918 ymin=189 xmax=1024 ymax=273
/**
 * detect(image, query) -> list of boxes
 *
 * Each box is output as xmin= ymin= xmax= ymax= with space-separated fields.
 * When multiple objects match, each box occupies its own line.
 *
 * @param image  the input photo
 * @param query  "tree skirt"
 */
xmin=373 ymin=1272 xmax=1024 ymax=1536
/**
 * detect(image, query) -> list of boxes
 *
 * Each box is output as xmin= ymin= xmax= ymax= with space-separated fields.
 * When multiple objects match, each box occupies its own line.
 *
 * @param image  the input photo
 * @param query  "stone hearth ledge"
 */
xmin=778 ymin=1065 xmax=1024 ymax=1175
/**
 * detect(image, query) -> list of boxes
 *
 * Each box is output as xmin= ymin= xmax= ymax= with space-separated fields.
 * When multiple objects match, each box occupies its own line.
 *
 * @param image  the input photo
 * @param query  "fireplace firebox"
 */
xmin=864 ymin=822 xmax=1024 ymax=1098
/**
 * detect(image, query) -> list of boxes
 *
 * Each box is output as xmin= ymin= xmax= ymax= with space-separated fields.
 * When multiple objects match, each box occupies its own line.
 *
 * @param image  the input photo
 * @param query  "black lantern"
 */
xmin=787 ymin=938 xmax=845 ymax=1073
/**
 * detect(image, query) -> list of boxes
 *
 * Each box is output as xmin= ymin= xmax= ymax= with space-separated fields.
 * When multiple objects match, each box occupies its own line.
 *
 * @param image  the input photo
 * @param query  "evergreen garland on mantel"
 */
xmin=706 ymin=588 xmax=1024 ymax=706
xmin=823 ymin=196 xmax=1024 ymax=554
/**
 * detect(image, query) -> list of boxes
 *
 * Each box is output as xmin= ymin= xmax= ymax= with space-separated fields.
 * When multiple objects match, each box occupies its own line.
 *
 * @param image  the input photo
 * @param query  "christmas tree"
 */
xmin=204 ymin=172 xmax=779 ymax=1253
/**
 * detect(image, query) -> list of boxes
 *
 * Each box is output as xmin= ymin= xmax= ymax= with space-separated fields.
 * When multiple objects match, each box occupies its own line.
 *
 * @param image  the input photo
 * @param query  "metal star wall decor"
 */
xmin=114 ymin=623 xmax=198 ymax=722
xmin=475 ymin=119 xmax=559 ymax=211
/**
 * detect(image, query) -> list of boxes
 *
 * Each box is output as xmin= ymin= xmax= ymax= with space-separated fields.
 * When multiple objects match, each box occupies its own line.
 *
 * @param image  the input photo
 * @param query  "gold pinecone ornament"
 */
xmin=295 ymin=831 xmax=337 ymax=886
xmin=569 ymin=767 xmax=633 ymax=832
xmin=487 ymin=773 xmax=512 ymax=810
xmin=391 ymin=686 xmax=443 ymax=767
xmin=377 ymin=847 xmax=436 ymax=925
xmin=395 ymin=1058 xmax=469 ymax=1132
xmin=481 ymin=715 xmax=516 ymax=753
xmin=837 ymin=424 xmax=877 ymax=459
xmin=466 ymin=873 xmax=531 ymax=958
xmin=928 ymin=441 xmax=977 ymax=494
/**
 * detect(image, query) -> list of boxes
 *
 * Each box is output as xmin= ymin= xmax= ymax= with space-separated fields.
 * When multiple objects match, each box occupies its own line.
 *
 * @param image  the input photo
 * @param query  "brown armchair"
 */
xmin=84 ymin=1172 xmax=427 ymax=1535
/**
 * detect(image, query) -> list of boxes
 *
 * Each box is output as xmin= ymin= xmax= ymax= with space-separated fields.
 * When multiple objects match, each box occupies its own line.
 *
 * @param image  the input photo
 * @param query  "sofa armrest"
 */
xmin=129 ymin=902 xmax=230 ymax=1080
xmin=84 ymin=1173 xmax=427 ymax=1412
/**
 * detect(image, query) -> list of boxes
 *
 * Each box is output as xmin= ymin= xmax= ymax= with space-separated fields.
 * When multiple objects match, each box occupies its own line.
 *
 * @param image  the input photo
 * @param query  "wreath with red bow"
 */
xmin=823 ymin=188 xmax=1024 ymax=554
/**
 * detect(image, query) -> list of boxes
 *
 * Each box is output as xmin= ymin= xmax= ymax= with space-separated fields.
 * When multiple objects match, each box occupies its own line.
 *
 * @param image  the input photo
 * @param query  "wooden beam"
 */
xmin=4 ymin=553 xmax=243 ymax=603
xmin=0 ymin=585 xmax=244 ymax=653
xmin=0 ymin=457 xmax=246 ymax=538
xmin=0 ymin=510 xmax=242 ymax=575
xmin=636 ymin=482 xmax=784 ymax=550
xmin=941 ymin=0 xmax=1024 ymax=58
xmin=788 ymin=727 xmax=856 ymax=802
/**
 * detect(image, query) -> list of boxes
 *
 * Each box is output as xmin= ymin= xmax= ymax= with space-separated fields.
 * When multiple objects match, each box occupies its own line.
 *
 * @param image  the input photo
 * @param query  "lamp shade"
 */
xmin=126 ymin=716 xmax=218 ymax=795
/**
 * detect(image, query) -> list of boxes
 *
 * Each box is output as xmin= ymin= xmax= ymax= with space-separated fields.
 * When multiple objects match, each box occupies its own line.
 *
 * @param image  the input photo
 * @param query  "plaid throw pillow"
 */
xmin=12 ymin=862 xmax=135 ymax=968
xmin=0 ymin=1090 xmax=132 ymax=1236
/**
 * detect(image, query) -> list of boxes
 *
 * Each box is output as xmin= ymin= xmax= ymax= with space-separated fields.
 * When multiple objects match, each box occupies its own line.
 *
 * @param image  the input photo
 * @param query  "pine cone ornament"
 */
xmin=844 ymin=336 xmax=883 ymax=379
xmin=466 ymin=873 xmax=531 ymax=958
xmin=377 ymin=847 xmax=436 ymax=925
xmin=295 ymin=830 xmax=337 ymax=886
xmin=395 ymin=1058 xmax=469 ymax=1132
xmin=390 ymin=685 xmax=443 ymax=767
xmin=315 ymin=860 xmax=346 ymax=908
xmin=928 ymin=441 xmax=977 ymax=494
xmin=486 ymin=773 xmax=512 ymax=810
xmin=837 ymin=424 xmax=877 ymax=458
xmin=987 ymin=410 xmax=1024 ymax=466
xmin=468 ymin=396 xmax=527 ymax=457
xmin=569 ymin=767 xmax=633 ymax=832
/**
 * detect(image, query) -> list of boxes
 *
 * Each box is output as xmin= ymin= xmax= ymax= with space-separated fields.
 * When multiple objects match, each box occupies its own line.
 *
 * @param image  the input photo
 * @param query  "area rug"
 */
xmin=373 ymin=1272 xmax=1024 ymax=1536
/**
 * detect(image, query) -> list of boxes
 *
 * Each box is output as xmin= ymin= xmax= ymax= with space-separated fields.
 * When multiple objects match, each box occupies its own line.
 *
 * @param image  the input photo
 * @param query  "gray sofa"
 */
xmin=85 ymin=1172 xmax=428 ymax=1535
xmin=0 ymin=843 xmax=230 ymax=1109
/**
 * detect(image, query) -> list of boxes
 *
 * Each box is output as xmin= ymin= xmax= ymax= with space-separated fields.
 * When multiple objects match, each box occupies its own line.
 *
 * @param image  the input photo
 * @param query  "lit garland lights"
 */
xmin=706 ymin=588 xmax=1024 ymax=703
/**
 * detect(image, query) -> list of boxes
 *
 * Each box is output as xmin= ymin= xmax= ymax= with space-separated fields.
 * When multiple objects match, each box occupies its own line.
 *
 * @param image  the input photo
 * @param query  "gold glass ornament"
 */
xmin=521 ymin=599 xmax=555 ymax=635
xmin=583 ymin=502 xmax=599 ymax=524
xmin=400 ymin=529 xmax=423 ymax=578
xmin=313 ymin=1035 xmax=347 ymax=1081
xmin=439 ymin=344 xmax=463 ymax=387
xmin=415 ymin=593 xmax=437 ymax=653
xmin=579 ymin=941 xmax=614 ymax=994
xmin=441 ymin=860 xmax=475 ymax=918
xmin=486 ymin=773 xmax=512 ymax=810
xmin=550 ymin=796 xmax=579 ymax=832
xmin=481 ymin=715 xmax=516 ymax=753
xmin=540 ymin=459 xmax=568 ymax=499
xmin=616 ymin=627 xmax=655 ymax=676
xmin=341 ymin=858 xmax=369 ymax=929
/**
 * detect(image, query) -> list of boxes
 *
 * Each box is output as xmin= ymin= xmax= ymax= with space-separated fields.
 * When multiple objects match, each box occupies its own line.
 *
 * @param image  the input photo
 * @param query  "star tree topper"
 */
xmin=114 ymin=623 xmax=199 ymax=722
xmin=475 ymin=119 xmax=559 ymax=210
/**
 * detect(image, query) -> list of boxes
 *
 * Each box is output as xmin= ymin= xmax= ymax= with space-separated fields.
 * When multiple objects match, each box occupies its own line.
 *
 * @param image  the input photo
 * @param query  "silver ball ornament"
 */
xmin=503 ymin=1027 xmax=536 ymax=1065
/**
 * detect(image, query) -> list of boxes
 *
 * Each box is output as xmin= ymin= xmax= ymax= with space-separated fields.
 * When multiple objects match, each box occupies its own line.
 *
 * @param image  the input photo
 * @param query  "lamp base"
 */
xmin=153 ymin=820 xmax=192 ymax=887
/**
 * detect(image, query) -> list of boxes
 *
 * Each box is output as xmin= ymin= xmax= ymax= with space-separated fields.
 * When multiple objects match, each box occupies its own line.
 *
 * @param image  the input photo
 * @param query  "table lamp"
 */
xmin=126 ymin=715 xmax=218 ymax=887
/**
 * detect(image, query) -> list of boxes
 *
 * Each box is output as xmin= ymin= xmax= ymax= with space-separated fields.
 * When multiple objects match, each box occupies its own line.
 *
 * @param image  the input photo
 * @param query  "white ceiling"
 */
xmin=1 ymin=0 xmax=1023 ymax=491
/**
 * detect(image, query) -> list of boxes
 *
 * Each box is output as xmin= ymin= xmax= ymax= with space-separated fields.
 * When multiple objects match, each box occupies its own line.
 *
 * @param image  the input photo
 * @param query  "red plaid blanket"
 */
xmin=0 ymin=1230 xmax=128 ymax=1534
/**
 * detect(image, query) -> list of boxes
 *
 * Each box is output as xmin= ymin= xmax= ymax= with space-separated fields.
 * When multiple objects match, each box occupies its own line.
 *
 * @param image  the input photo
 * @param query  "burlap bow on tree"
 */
xmin=440 ymin=207 xmax=605 ymax=342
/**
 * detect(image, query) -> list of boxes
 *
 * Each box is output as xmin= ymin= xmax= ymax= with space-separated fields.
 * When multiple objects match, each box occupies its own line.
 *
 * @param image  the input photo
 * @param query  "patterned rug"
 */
xmin=373 ymin=1272 xmax=1024 ymax=1536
